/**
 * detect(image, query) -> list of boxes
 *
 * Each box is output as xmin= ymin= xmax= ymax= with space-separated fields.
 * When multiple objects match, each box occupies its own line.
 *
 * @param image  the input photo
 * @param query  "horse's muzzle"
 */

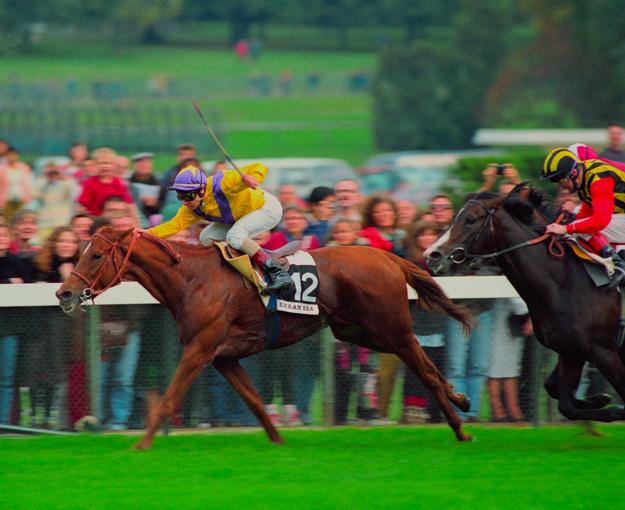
xmin=426 ymin=247 xmax=466 ymax=274
xmin=56 ymin=289 xmax=89 ymax=315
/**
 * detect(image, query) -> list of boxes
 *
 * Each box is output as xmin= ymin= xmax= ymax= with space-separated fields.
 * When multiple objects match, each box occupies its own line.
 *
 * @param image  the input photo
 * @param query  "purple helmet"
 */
xmin=167 ymin=166 xmax=208 ymax=191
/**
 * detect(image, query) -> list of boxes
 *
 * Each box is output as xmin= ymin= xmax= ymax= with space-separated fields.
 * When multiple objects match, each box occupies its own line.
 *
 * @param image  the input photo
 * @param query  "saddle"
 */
xmin=569 ymin=240 xmax=624 ymax=286
xmin=215 ymin=240 xmax=303 ymax=292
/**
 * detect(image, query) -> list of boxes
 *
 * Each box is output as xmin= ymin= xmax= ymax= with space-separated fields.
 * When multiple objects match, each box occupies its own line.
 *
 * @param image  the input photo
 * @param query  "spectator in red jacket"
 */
xmin=76 ymin=147 xmax=139 ymax=223
xmin=358 ymin=193 xmax=405 ymax=257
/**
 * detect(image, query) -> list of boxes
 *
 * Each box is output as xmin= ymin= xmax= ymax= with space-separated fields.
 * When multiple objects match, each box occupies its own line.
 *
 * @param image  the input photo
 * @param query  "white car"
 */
xmin=356 ymin=150 xmax=500 ymax=205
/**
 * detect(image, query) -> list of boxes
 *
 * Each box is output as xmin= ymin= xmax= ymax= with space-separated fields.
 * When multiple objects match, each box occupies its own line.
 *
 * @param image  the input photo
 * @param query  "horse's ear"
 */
xmin=518 ymin=186 xmax=530 ymax=200
xmin=506 ymin=181 xmax=532 ymax=201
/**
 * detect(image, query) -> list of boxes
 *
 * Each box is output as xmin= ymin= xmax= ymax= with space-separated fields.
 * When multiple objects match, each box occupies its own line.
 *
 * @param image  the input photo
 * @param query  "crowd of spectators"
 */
xmin=0 ymin=135 xmax=562 ymax=432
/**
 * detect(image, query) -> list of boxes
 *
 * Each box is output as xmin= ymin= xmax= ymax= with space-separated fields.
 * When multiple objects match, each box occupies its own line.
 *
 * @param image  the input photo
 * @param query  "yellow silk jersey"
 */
xmin=149 ymin=163 xmax=267 ymax=238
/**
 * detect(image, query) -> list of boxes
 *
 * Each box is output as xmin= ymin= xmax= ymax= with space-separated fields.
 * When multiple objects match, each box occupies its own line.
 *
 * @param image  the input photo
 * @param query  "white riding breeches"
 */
xmin=573 ymin=214 xmax=625 ymax=244
xmin=199 ymin=192 xmax=282 ymax=251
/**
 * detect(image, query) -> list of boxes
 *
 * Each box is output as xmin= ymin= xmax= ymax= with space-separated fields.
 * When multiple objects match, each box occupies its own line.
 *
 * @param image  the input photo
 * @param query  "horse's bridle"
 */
xmin=448 ymin=199 xmax=565 ymax=266
xmin=71 ymin=229 xmax=182 ymax=308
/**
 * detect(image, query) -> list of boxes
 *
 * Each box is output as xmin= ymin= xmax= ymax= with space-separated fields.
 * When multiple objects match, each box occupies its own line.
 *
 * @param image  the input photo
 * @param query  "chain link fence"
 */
xmin=0 ymin=279 xmax=605 ymax=433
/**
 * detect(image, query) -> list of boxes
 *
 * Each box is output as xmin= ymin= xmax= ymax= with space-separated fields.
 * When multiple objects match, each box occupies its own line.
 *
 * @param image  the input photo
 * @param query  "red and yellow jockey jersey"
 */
xmin=578 ymin=160 xmax=625 ymax=213
xmin=149 ymin=163 xmax=267 ymax=238
xmin=567 ymin=160 xmax=625 ymax=235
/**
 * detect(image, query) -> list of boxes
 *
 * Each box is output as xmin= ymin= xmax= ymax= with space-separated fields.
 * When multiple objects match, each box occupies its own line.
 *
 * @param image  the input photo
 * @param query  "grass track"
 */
xmin=2 ymin=424 xmax=625 ymax=509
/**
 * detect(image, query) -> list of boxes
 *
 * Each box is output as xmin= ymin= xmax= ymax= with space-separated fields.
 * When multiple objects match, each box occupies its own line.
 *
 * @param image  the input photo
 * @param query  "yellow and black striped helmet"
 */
xmin=541 ymin=148 xmax=578 ymax=182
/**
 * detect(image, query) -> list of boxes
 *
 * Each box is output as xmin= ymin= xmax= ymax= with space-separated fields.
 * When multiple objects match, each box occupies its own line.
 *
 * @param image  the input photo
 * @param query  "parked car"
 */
xmin=201 ymin=157 xmax=359 ymax=200
xmin=356 ymin=150 xmax=500 ymax=205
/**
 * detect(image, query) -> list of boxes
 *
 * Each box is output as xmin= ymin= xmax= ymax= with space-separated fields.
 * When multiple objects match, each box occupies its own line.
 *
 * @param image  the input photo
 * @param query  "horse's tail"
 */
xmin=383 ymin=252 xmax=476 ymax=337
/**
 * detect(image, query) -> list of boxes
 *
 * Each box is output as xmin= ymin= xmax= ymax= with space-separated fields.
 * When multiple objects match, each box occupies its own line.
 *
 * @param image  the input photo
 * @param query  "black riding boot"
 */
xmin=260 ymin=258 xmax=294 ymax=296
xmin=598 ymin=245 xmax=625 ymax=290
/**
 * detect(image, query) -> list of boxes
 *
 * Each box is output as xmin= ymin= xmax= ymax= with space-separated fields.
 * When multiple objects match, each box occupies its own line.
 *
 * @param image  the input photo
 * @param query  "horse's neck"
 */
xmin=495 ymin=224 xmax=568 ymax=300
xmin=122 ymin=239 xmax=191 ymax=313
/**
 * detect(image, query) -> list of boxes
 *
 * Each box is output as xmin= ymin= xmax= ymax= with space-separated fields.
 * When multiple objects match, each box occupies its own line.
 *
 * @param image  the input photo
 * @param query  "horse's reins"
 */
xmin=71 ymin=229 xmax=182 ymax=306
xmin=449 ymin=199 xmax=565 ymax=265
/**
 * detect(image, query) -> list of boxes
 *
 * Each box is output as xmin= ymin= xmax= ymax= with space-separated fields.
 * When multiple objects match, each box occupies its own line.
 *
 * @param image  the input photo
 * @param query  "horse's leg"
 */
xmin=134 ymin=342 xmax=208 ymax=450
xmin=331 ymin=322 xmax=471 ymax=441
xmin=212 ymin=357 xmax=284 ymax=444
xmin=556 ymin=355 xmax=625 ymax=421
xmin=589 ymin=347 xmax=625 ymax=410
xmin=545 ymin=362 xmax=612 ymax=409
xmin=393 ymin=341 xmax=472 ymax=441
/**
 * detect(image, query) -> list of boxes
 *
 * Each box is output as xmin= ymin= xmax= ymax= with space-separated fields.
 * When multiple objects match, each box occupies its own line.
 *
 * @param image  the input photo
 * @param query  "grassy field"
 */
xmin=2 ymin=424 xmax=625 ymax=510
xmin=2 ymin=38 xmax=378 ymax=166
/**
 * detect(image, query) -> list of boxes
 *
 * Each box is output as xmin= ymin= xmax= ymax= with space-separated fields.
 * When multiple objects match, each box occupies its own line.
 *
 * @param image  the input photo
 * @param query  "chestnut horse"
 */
xmin=57 ymin=227 xmax=474 ymax=449
xmin=426 ymin=183 xmax=625 ymax=422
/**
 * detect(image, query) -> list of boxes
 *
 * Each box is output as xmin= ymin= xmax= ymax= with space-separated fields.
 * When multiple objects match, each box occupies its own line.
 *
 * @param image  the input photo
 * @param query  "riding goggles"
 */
xmin=549 ymin=176 xmax=570 ymax=187
xmin=176 ymin=191 xmax=199 ymax=202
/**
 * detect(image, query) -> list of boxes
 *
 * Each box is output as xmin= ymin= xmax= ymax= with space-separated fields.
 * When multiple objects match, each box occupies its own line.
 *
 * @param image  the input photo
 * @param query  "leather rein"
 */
xmin=449 ymin=199 xmax=565 ymax=266
xmin=71 ymin=229 xmax=182 ymax=306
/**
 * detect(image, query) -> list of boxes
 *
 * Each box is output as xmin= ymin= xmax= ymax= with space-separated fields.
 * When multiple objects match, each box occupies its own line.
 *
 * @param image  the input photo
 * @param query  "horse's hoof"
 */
xmin=588 ymin=393 xmax=612 ymax=408
xmin=456 ymin=393 xmax=471 ymax=413
xmin=132 ymin=440 xmax=151 ymax=451
xmin=458 ymin=433 xmax=476 ymax=442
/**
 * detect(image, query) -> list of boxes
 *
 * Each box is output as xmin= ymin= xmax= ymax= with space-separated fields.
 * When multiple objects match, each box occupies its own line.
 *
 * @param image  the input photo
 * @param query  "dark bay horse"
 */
xmin=56 ymin=227 xmax=475 ymax=449
xmin=426 ymin=183 xmax=625 ymax=422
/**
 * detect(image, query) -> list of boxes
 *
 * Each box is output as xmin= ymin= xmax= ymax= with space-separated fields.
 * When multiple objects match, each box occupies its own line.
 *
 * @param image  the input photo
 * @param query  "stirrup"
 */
xmin=609 ymin=269 xmax=625 ymax=290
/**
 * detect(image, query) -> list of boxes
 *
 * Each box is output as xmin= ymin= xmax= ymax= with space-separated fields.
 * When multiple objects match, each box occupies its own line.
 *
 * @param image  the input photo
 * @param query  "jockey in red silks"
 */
xmin=147 ymin=164 xmax=294 ymax=295
xmin=542 ymin=147 xmax=625 ymax=289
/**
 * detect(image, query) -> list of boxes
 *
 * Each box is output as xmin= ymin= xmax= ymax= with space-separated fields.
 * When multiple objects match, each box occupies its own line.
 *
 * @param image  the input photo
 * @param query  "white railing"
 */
xmin=2 ymin=276 xmax=520 ymax=307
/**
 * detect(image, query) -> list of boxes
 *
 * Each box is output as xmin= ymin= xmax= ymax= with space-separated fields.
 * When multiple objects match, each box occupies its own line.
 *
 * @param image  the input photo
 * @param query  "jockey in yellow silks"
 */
xmin=542 ymin=147 xmax=625 ymax=289
xmin=148 ymin=164 xmax=294 ymax=295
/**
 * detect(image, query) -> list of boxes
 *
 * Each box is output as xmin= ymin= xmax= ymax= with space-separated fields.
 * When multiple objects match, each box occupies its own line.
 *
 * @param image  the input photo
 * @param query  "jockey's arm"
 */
xmin=565 ymin=178 xmax=614 ymax=235
xmin=546 ymin=179 xmax=614 ymax=236
xmin=221 ymin=163 xmax=267 ymax=192
xmin=148 ymin=206 xmax=198 ymax=238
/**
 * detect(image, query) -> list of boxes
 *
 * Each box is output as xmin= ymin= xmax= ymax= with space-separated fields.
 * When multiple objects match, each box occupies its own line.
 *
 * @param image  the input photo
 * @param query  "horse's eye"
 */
xmin=92 ymin=253 xmax=103 ymax=261
xmin=466 ymin=216 xmax=477 ymax=226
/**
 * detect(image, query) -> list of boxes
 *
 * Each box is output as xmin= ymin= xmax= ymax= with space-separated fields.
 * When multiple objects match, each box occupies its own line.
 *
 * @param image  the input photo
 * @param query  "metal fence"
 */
xmin=0 ymin=277 xmax=592 ymax=433
xmin=0 ymin=72 xmax=370 ymax=106
xmin=0 ymin=69 xmax=371 ymax=155
xmin=0 ymin=104 xmax=224 ymax=155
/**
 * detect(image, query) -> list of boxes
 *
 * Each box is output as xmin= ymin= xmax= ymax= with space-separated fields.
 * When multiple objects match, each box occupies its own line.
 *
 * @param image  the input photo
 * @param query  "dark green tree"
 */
xmin=482 ymin=0 xmax=625 ymax=127
xmin=372 ymin=0 xmax=517 ymax=151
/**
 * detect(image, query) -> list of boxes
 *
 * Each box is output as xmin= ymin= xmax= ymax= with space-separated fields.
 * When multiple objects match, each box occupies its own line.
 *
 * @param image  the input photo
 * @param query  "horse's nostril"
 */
xmin=428 ymin=251 xmax=441 ymax=261
xmin=56 ymin=290 xmax=73 ymax=301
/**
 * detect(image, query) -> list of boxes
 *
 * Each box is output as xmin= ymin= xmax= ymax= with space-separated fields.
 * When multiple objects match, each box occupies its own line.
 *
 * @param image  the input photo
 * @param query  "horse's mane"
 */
xmin=502 ymin=182 xmax=557 ymax=232
xmin=99 ymin=227 xmax=215 ymax=260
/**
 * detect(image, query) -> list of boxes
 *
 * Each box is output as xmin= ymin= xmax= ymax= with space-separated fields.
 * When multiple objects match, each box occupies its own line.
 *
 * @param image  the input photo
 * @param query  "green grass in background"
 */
xmin=5 ymin=38 xmax=377 ymax=166
xmin=1 ymin=41 xmax=376 ymax=83
xmin=2 ymin=425 xmax=624 ymax=510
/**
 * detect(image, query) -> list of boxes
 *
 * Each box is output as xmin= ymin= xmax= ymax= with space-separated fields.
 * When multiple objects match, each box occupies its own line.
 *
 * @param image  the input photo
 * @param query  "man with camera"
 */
xmin=478 ymin=163 xmax=521 ymax=195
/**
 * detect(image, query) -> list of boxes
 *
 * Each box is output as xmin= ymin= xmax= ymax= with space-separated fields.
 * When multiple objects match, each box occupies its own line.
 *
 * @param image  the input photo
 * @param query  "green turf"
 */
xmin=2 ymin=424 xmax=624 ymax=509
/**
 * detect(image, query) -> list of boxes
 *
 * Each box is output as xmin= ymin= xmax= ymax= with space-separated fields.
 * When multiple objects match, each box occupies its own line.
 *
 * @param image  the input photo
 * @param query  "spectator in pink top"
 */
xmin=76 ymin=148 xmax=139 ymax=222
